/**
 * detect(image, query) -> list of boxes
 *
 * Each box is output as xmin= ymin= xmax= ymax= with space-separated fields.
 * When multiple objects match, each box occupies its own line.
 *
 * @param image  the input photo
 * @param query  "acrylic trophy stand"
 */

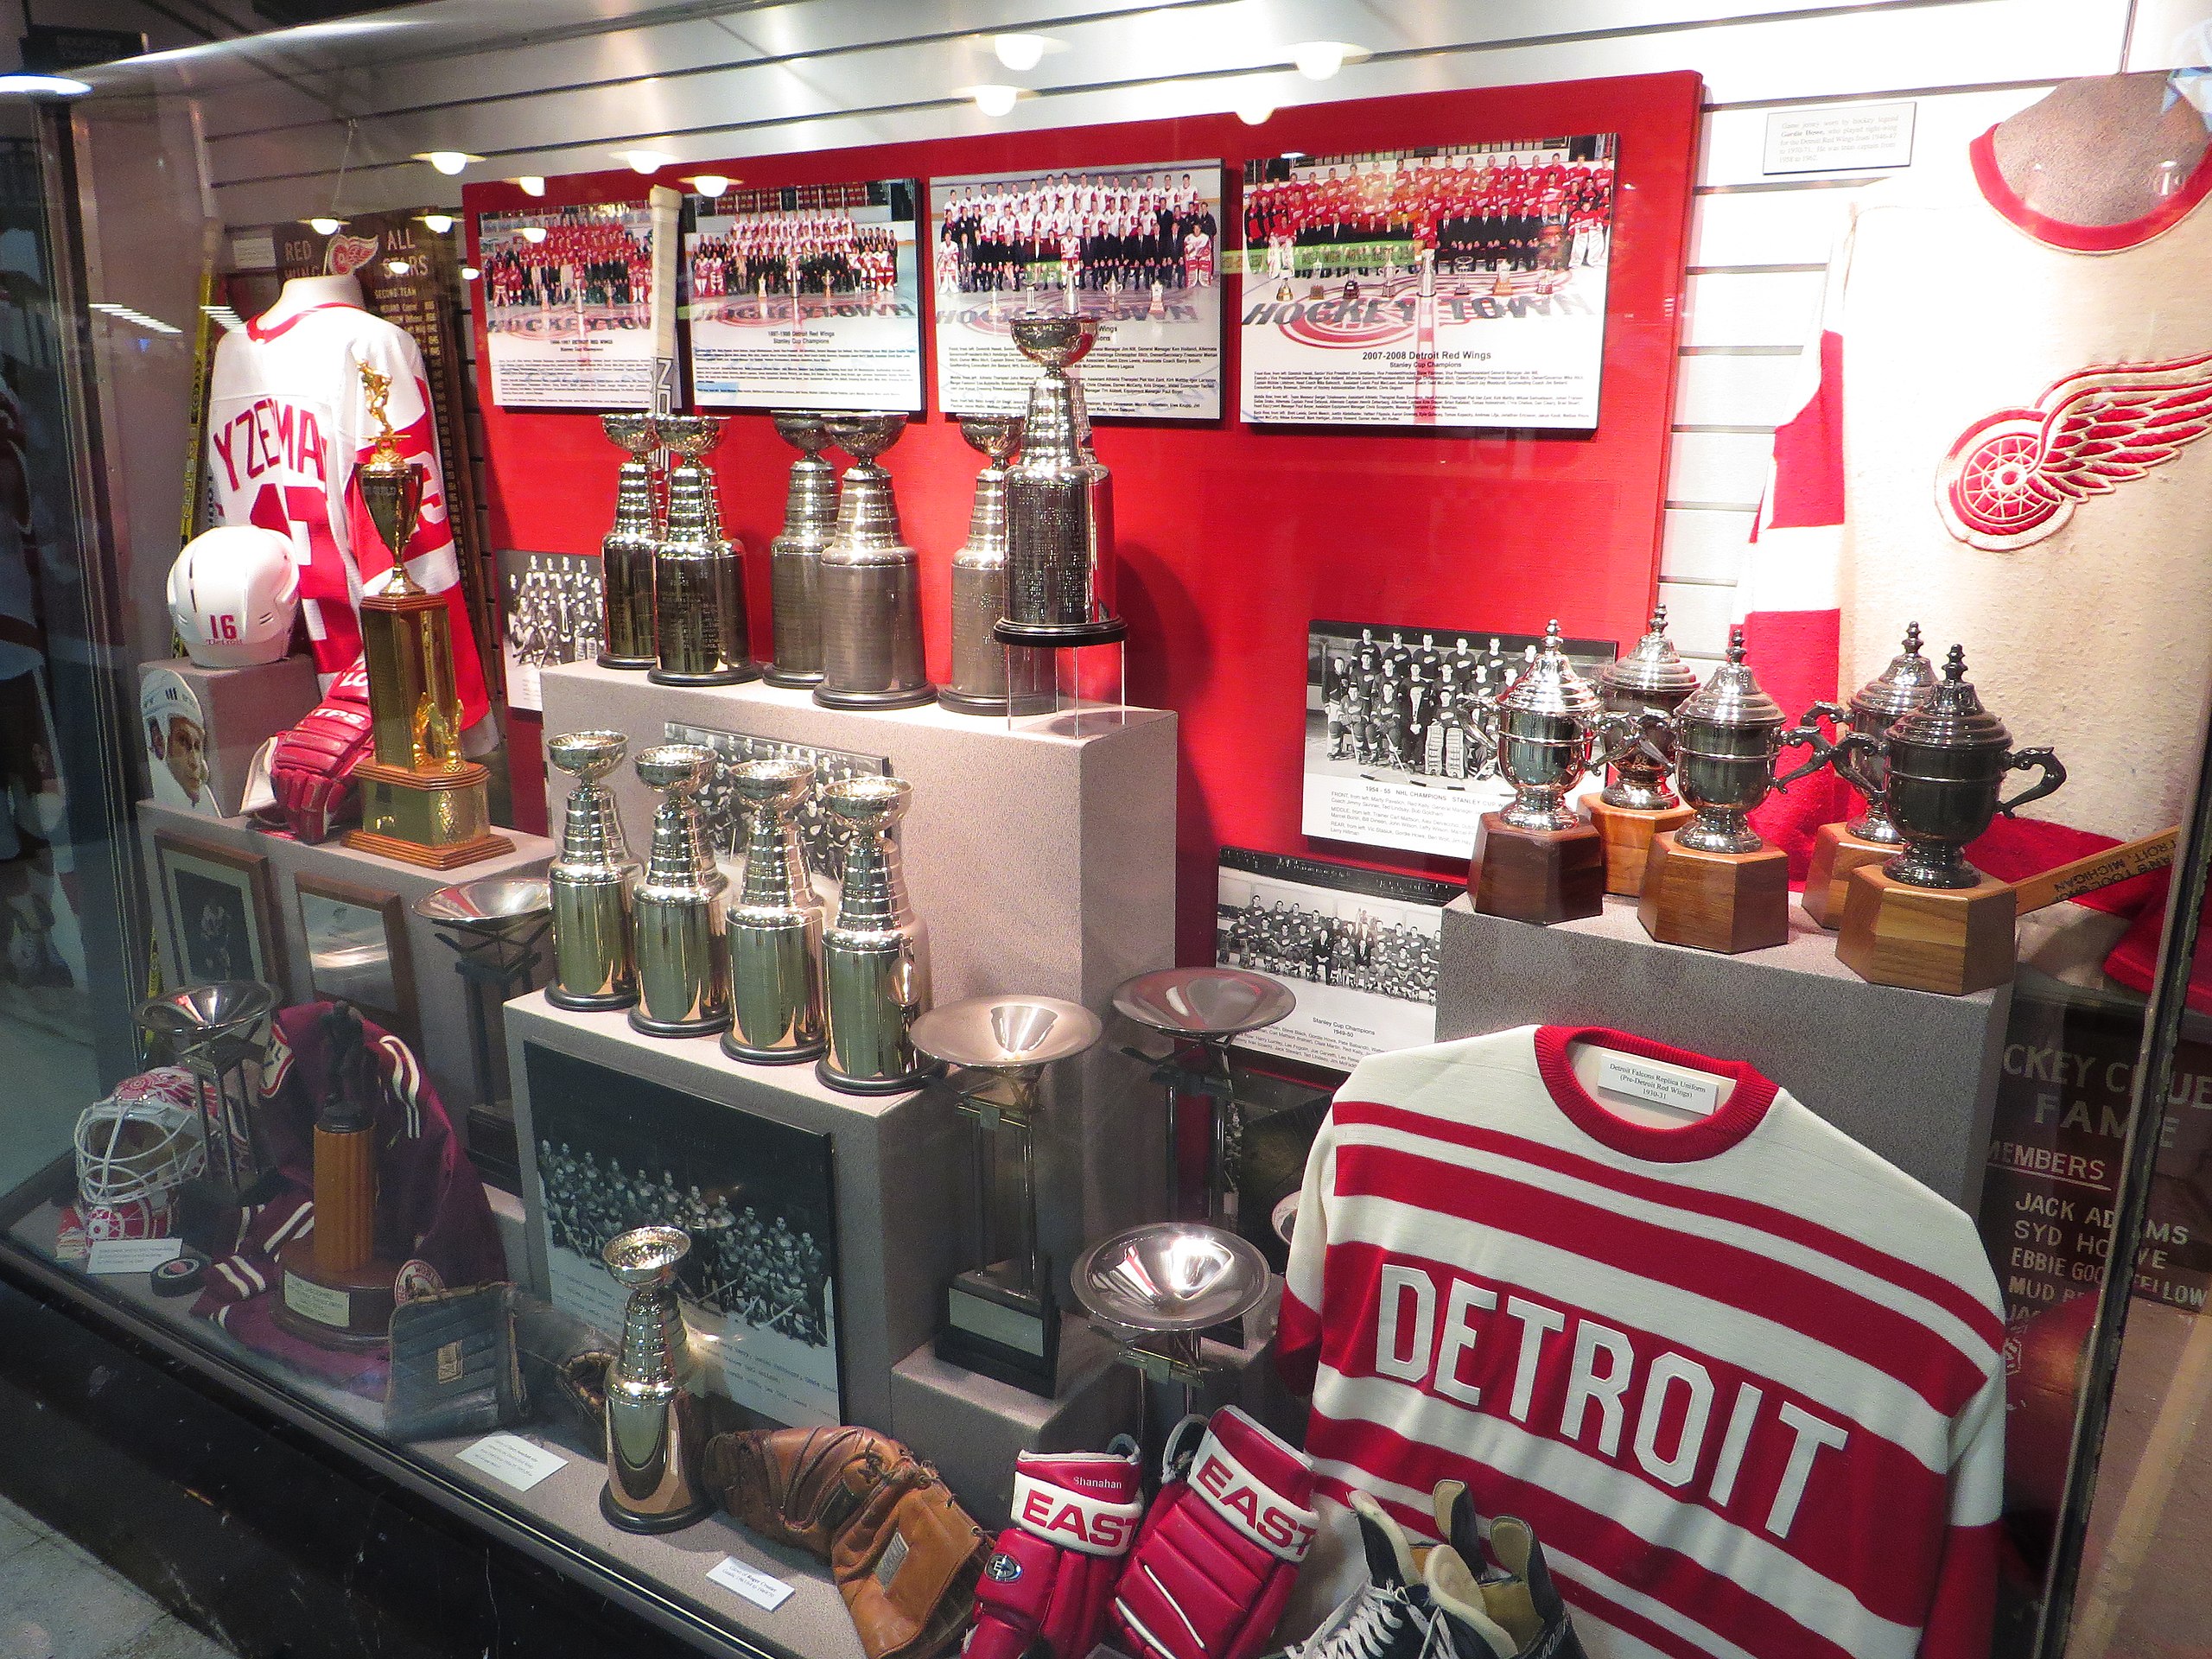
xmin=415 ymin=875 xmax=552 ymax=1188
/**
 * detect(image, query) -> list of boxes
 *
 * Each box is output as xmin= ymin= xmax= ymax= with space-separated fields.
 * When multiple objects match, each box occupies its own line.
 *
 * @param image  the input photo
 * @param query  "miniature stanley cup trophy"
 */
xmin=600 ymin=1225 xmax=711 ymax=1534
xmin=599 ymin=413 xmax=661 ymax=670
xmin=816 ymin=415 xmax=935 ymax=709
xmin=1590 ymin=606 xmax=1702 ymax=896
xmin=817 ymin=776 xmax=936 ymax=1092
xmin=913 ymin=995 xmax=1103 ymax=1395
xmin=762 ymin=412 xmax=840 ymax=689
xmin=629 ymin=744 xmax=732 ymax=1038
xmin=1836 ymin=646 xmax=2065 ymax=995
xmin=546 ymin=730 xmax=640 ymax=1012
xmin=650 ymin=415 xmax=758 ymax=687
xmin=721 ymin=759 xmax=827 ymax=1065
xmin=343 ymin=362 xmax=512 ymax=869
xmin=1638 ymin=629 xmax=1833 ymax=954
xmin=1798 ymin=624 xmax=1940 ymax=926
xmin=940 ymin=414 xmax=1025 ymax=715
xmin=995 ymin=315 xmax=1124 ymax=646
xmin=1473 ymin=622 xmax=1606 ymax=925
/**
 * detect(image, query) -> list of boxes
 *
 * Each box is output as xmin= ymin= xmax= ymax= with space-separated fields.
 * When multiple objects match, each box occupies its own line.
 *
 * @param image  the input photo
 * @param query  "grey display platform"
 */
xmin=140 ymin=654 xmax=319 ymax=817
xmin=138 ymin=798 xmax=553 ymax=1123
xmin=1436 ymin=893 xmax=2009 ymax=1209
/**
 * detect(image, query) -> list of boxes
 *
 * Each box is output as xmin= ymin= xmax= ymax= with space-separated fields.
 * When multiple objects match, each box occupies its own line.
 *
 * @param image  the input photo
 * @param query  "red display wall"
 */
xmin=462 ymin=71 xmax=1704 ymax=965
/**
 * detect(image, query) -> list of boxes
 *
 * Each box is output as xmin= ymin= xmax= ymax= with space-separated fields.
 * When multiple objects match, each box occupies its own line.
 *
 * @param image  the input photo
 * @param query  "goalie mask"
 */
xmin=168 ymin=525 xmax=300 ymax=669
xmin=72 ymin=1067 xmax=208 ymax=1245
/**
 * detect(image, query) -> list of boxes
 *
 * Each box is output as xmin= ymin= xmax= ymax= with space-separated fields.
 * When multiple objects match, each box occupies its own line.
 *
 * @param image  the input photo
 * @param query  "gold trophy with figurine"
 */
xmin=343 ymin=361 xmax=512 ymax=869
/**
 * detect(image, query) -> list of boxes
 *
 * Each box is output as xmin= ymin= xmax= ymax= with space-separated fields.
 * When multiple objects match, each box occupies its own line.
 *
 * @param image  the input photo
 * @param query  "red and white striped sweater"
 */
xmin=1276 ymin=1025 xmax=2005 ymax=1659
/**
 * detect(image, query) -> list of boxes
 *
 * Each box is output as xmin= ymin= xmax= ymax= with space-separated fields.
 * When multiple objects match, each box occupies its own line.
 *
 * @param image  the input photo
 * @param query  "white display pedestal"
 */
xmin=1436 ymin=893 xmax=2009 ymax=1209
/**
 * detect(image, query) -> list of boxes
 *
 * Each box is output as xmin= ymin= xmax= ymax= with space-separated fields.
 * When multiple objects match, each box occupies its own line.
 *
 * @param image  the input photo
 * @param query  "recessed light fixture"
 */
xmin=460 ymin=265 xmax=481 ymax=282
xmin=516 ymin=176 xmax=546 ymax=197
xmin=992 ymin=34 xmax=1058 ymax=73
xmin=1289 ymin=41 xmax=1370 ymax=80
xmin=309 ymin=216 xmax=342 ymax=235
xmin=969 ymin=84 xmax=1020 ymax=118
xmin=416 ymin=150 xmax=478 ymax=176
xmin=688 ymin=175 xmax=734 ymax=199
xmin=420 ymin=213 xmax=454 ymax=234
xmin=521 ymin=226 xmax=549 ymax=244
xmin=0 ymin=73 xmax=91 ymax=96
xmin=1236 ymin=101 xmax=1274 ymax=126
xmin=616 ymin=149 xmax=676 ymax=175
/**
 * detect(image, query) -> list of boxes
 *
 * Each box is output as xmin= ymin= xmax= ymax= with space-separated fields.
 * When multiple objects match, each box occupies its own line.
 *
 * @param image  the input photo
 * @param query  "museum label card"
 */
xmin=709 ymin=1555 xmax=797 ymax=1611
xmin=87 ymin=1237 xmax=183 ymax=1274
xmin=457 ymin=1433 xmax=569 ymax=1492
xmin=1762 ymin=103 xmax=1915 ymax=175
xmin=1595 ymin=1052 xmax=1723 ymax=1118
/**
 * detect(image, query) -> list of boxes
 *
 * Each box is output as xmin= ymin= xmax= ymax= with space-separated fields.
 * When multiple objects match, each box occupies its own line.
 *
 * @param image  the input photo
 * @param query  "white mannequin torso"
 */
xmin=257 ymin=272 xmax=364 ymax=326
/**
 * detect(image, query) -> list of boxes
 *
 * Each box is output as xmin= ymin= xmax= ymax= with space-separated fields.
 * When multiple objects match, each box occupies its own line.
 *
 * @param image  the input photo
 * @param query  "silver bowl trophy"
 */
xmin=600 ymin=1224 xmax=711 ymax=1534
xmin=1637 ymin=628 xmax=1832 ymax=954
xmin=413 ymin=874 xmax=553 ymax=1188
xmin=1836 ymin=645 xmax=2066 ymax=995
xmin=1472 ymin=621 xmax=1606 ymax=925
xmin=135 ymin=980 xmax=277 ymax=1206
xmin=995 ymin=315 xmax=1124 ymax=649
xmin=912 ymin=995 xmax=1102 ymax=1395
xmin=544 ymin=730 xmax=640 ymax=1012
xmin=817 ymin=776 xmax=937 ymax=1092
xmin=720 ymin=758 xmax=828 ymax=1065
xmin=940 ymin=414 xmax=1027 ymax=715
xmin=628 ymin=743 xmax=732 ymax=1038
xmin=1797 ymin=623 xmax=1941 ymax=926
xmin=649 ymin=414 xmax=758 ymax=687
xmin=816 ymin=414 xmax=934 ymax=709
xmin=598 ymin=413 xmax=661 ymax=670
xmin=763 ymin=411 xmax=840 ymax=689
xmin=1590 ymin=605 xmax=1702 ymax=896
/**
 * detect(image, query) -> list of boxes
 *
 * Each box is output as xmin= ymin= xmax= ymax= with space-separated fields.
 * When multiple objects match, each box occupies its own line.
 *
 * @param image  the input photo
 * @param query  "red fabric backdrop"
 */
xmin=462 ymin=71 xmax=1704 ymax=965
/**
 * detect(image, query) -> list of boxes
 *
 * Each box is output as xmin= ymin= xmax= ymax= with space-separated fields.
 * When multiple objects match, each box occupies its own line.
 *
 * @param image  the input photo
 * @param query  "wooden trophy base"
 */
xmin=1802 ymin=823 xmax=1899 ymax=929
xmin=1835 ymin=865 xmax=2017 ymax=995
xmin=270 ymin=1236 xmax=399 ymax=1351
xmin=1587 ymin=798 xmax=1695 ymax=898
xmin=1637 ymin=831 xmax=1791 ymax=954
xmin=345 ymin=759 xmax=515 ymax=869
xmin=1473 ymin=811 xmax=1605 ymax=925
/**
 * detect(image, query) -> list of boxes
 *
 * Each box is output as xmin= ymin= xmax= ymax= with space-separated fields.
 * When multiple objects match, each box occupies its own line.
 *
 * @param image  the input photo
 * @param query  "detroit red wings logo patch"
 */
xmin=1936 ymin=352 xmax=2212 ymax=550
xmin=325 ymin=232 xmax=380 ymax=278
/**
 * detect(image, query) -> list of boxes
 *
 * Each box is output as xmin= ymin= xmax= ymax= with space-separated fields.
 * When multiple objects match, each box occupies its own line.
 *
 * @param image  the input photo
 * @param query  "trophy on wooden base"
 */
xmin=1589 ymin=605 xmax=1701 ymax=896
xmin=1835 ymin=646 xmax=2065 ymax=995
xmin=1473 ymin=622 xmax=1606 ymax=925
xmin=342 ymin=362 xmax=512 ymax=870
xmin=1638 ymin=629 xmax=1831 ymax=954
xmin=1798 ymin=624 xmax=1940 ymax=926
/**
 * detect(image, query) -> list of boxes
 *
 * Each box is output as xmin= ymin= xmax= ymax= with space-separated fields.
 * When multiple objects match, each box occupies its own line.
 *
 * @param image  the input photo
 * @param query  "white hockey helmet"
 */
xmin=167 ymin=525 xmax=300 ymax=668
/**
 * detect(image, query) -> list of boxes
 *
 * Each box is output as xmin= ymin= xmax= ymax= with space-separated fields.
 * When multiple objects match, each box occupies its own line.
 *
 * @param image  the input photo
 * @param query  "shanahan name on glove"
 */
xmin=967 ymin=1439 xmax=1144 ymax=1659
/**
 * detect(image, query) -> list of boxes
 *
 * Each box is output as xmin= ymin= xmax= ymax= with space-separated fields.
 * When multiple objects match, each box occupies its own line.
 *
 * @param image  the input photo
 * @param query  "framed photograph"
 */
xmin=477 ymin=200 xmax=657 ymax=408
xmin=154 ymin=830 xmax=284 ymax=988
xmin=522 ymin=1043 xmax=843 ymax=1428
xmin=499 ymin=548 xmax=603 ymax=714
xmin=293 ymin=872 xmax=416 ymax=1041
xmin=664 ymin=722 xmax=890 ymax=884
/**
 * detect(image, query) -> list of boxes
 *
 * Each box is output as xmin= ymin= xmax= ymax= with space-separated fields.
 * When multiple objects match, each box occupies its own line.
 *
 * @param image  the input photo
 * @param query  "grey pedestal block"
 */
xmin=1436 ymin=894 xmax=2008 ymax=1210
xmin=138 ymin=799 xmax=552 ymax=1125
xmin=140 ymin=654 xmax=319 ymax=818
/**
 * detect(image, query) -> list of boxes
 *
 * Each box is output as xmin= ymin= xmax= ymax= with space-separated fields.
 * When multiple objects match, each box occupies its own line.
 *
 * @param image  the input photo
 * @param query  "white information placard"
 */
xmin=1762 ymin=103 xmax=1916 ymax=175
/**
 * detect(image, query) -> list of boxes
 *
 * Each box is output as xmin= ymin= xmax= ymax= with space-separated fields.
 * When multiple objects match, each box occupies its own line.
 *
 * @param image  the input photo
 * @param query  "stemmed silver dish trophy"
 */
xmin=816 ymin=414 xmax=935 ymax=710
xmin=629 ymin=743 xmax=732 ymax=1038
xmin=650 ymin=415 xmax=758 ymax=687
xmin=763 ymin=411 xmax=840 ymax=689
xmin=598 ymin=413 xmax=661 ymax=670
xmin=600 ymin=1224 xmax=711 ymax=1534
xmin=544 ymin=730 xmax=640 ymax=1013
xmin=721 ymin=758 xmax=828 ymax=1065
xmin=940 ymin=414 xmax=1026 ymax=715
xmin=912 ymin=995 xmax=1102 ymax=1395
xmin=817 ymin=776 xmax=935 ymax=1091
xmin=135 ymin=980 xmax=277 ymax=1206
xmin=414 ymin=874 xmax=553 ymax=1186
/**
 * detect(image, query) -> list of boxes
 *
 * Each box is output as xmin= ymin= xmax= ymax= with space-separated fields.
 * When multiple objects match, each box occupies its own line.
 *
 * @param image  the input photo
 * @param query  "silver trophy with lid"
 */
xmin=721 ymin=758 xmax=827 ymax=1065
xmin=1589 ymin=605 xmax=1705 ymax=896
xmin=628 ymin=743 xmax=731 ymax=1038
xmin=816 ymin=415 xmax=935 ymax=709
xmin=1796 ymin=624 xmax=1942 ymax=925
xmin=763 ymin=411 xmax=840 ymax=689
xmin=649 ymin=416 xmax=758 ymax=687
xmin=941 ymin=414 xmax=1025 ymax=715
xmin=600 ymin=1225 xmax=710 ymax=1533
xmin=599 ymin=414 xmax=660 ymax=670
xmin=1473 ymin=622 xmax=1608 ymax=925
xmin=996 ymin=315 xmax=1123 ymax=646
xmin=545 ymin=730 xmax=640 ymax=1011
xmin=817 ymin=776 xmax=935 ymax=1091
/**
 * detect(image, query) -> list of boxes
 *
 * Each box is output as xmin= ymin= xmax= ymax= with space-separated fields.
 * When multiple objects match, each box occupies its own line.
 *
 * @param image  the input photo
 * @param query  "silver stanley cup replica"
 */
xmin=628 ymin=744 xmax=732 ymax=1038
xmin=1595 ymin=605 xmax=1702 ymax=810
xmin=940 ymin=414 xmax=1025 ymax=715
xmin=1801 ymin=623 xmax=1942 ymax=846
xmin=817 ymin=776 xmax=937 ymax=1093
xmin=816 ymin=415 xmax=935 ymax=709
xmin=1670 ymin=628 xmax=1835 ymax=854
xmin=762 ymin=412 xmax=840 ymax=688
xmin=997 ymin=315 xmax=1123 ymax=645
xmin=1494 ymin=621 xmax=1604 ymax=831
xmin=650 ymin=415 xmax=759 ymax=687
xmin=598 ymin=414 xmax=661 ymax=670
xmin=600 ymin=1225 xmax=711 ymax=1534
xmin=720 ymin=759 xmax=827 ymax=1065
xmin=545 ymin=731 xmax=641 ymax=1011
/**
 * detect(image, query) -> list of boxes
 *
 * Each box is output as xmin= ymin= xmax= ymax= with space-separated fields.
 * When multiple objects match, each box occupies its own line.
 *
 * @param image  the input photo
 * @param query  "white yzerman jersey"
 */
xmin=207 ymin=299 xmax=490 ymax=728
xmin=1278 ymin=1026 xmax=2005 ymax=1659
xmin=1740 ymin=128 xmax=2212 ymax=870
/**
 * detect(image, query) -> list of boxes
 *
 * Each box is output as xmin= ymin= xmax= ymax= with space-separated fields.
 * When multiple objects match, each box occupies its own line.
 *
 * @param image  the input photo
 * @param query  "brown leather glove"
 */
xmin=703 ymin=1427 xmax=987 ymax=1659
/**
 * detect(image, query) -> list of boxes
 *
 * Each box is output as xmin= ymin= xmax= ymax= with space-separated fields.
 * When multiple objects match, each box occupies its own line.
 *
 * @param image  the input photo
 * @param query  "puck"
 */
xmin=150 ymin=1250 xmax=207 ymax=1298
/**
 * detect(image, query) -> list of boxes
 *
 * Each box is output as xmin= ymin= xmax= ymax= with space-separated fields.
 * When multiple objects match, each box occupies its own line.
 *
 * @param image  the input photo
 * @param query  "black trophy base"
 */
xmin=629 ymin=1007 xmax=733 ymax=1039
xmin=938 ymin=1281 xmax=1060 ymax=1398
xmin=812 ymin=681 xmax=939 ymax=711
xmin=649 ymin=662 xmax=763 ymax=688
xmin=762 ymin=663 xmax=826 ymax=690
xmin=994 ymin=615 xmax=1128 ymax=648
xmin=938 ymin=686 xmax=1011 ymax=716
xmin=597 ymin=651 xmax=658 ymax=671
xmin=815 ymin=1057 xmax=940 ymax=1096
xmin=721 ymin=1032 xmax=824 ymax=1065
xmin=600 ymin=1485 xmax=713 ymax=1535
xmin=546 ymin=984 xmax=639 ymax=1014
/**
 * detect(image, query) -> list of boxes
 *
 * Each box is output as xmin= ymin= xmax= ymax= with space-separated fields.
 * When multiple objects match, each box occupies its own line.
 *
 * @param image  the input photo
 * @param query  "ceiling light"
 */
xmin=993 ymin=34 xmax=1053 ymax=72
xmin=969 ymin=84 xmax=1020 ymax=118
xmin=1236 ymin=101 xmax=1274 ymax=126
xmin=517 ymin=176 xmax=546 ymax=196
xmin=0 ymin=73 xmax=91 ymax=96
xmin=617 ymin=149 xmax=676 ymax=175
xmin=460 ymin=266 xmax=481 ymax=282
xmin=521 ymin=226 xmax=549 ymax=244
xmin=309 ymin=216 xmax=342 ymax=234
xmin=420 ymin=150 xmax=474 ymax=176
xmin=688 ymin=175 xmax=733 ymax=199
xmin=421 ymin=213 xmax=454 ymax=234
xmin=1290 ymin=41 xmax=1369 ymax=80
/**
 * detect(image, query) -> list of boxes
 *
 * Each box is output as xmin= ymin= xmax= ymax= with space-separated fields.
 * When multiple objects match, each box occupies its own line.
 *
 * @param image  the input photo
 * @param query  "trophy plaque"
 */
xmin=763 ymin=412 xmax=839 ymax=689
xmin=1472 ymin=622 xmax=1605 ymax=925
xmin=601 ymin=1224 xmax=712 ymax=1534
xmin=1800 ymin=624 xmax=1940 ymax=927
xmin=913 ymin=995 xmax=1102 ymax=1395
xmin=629 ymin=744 xmax=733 ymax=1038
xmin=941 ymin=414 xmax=1025 ymax=715
xmin=598 ymin=413 xmax=661 ymax=670
xmin=817 ymin=776 xmax=937 ymax=1092
xmin=1589 ymin=606 xmax=1700 ymax=896
xmin=544 ymin=730 xmax=641 ymax=1012
xmin=1836 ymin=646 xmax=2066 ymax=995
xmin=415 ymin=875 xmax=551 ymax=1188
xmin=650 ymin=415 xmax=759 ymax=688
xmin=816 ymin=415 xmax=935 ymax=709
xmin=1637 ymin=629 xmax=1832 ymax=954
xmin=995 ymin=315 xmax=1124 ymax=647
xmin=342 ymin=362 xmax=512 ymax=870
xmin=135 ymin=979 xmax=276 ymax=1208
xmin=721 ymin=758 xmax=828 ymax=1065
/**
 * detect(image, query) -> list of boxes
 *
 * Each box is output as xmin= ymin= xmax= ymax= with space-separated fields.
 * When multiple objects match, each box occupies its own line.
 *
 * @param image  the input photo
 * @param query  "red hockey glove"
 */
xmin=1109 ymin=1408 xmax=1318 ymax=1659
xmin=967 ymin=1439 xmax=1144 ymax=1659
xmin=271 ymin=662 xmax=373 ymax=843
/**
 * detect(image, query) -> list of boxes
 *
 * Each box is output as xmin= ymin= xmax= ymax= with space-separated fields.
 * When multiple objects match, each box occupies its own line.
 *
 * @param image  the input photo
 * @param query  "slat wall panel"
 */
xmin=1679 ymin=269 xmax=1826 ymax=350
xmin=1670 ymin=353 xmax=1802 ymax=429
